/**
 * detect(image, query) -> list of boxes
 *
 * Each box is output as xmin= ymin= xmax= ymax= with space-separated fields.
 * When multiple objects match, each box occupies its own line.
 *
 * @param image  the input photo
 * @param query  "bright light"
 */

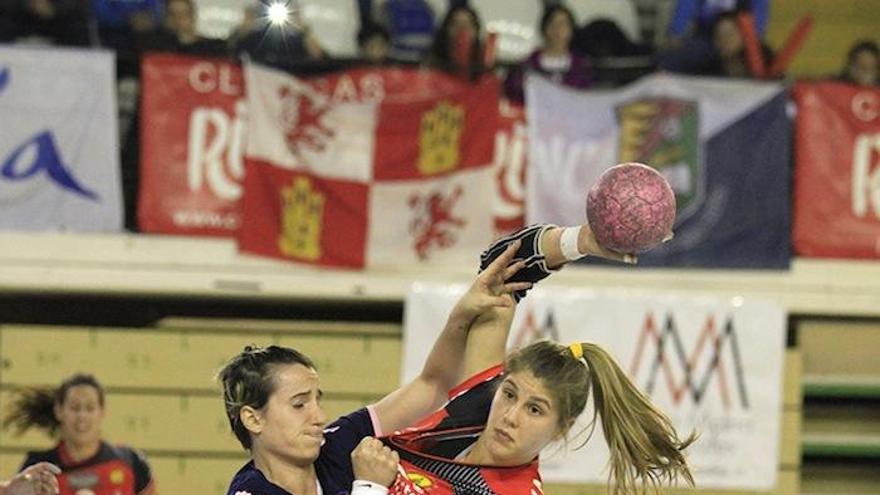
xmin=267 ymin=2 xmax=289 ymax=25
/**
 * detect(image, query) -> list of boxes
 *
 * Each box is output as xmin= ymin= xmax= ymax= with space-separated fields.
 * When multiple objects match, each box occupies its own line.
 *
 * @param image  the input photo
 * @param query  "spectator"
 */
xmin=840 ymin=40 xmax=879 ymax=87
xmin=137 ymin=0 xmax=227 ymax=57
xmin=0 ymin=0 xmax=90 ymax=46
xmin=93 ymin=0 xmax=162 ymax=48
xmin=659 ymin=0 xmax=768 ymax=74
xmin=504 ymin=3 xmax=592 ymax=103
xmin=357 ymin=21 xmax=392 ymax=65
xmin=700 ymin=12 xmax=773 ymax=78
xmin=93 ymin=0 xmax=163 ymax=76
xmin=425 ymin=4 xmax=485 ymax=80
xmin=2 ymin=374 xmax=155 ymax=495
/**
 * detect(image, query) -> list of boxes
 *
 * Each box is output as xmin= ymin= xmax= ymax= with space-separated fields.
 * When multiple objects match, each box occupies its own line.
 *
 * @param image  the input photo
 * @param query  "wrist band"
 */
xmin=352 ymin=479 xmax=389 ymax=495
xmin=560 ymin=226 xmax=587 ymax=261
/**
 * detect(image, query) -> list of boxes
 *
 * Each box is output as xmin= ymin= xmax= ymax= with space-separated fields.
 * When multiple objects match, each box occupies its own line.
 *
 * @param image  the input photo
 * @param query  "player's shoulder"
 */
xmin=107 ymin=443 xmax=149 ymax=464
xmin=22 ymin=447 xmax=60 ymax=467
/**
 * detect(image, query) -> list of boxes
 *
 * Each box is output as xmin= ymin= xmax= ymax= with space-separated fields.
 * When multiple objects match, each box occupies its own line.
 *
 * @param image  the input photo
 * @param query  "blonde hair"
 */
xmin=506 ymin=340 xmax=696 ymax=494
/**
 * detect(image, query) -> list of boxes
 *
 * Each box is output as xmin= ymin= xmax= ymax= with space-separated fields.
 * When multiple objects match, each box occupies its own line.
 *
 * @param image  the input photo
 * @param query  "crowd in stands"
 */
xmin=2 ymin=0 xmax=876 ymax=86
xmin=1 ymin=0 xmax=877 ymax=232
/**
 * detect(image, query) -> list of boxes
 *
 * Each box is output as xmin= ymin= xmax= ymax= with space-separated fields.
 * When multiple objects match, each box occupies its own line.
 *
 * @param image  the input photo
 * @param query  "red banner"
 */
xmin=138 ymin=54 xmax=245 ymax=235
xmin=793 ymin=82 xmax=880 ymax=258
xmin=493 ymin=100 xmax=527 ymax=236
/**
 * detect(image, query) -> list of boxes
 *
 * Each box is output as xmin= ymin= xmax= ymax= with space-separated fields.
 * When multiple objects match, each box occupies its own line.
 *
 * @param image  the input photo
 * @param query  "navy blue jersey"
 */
xmin=22 ymin=441 xmax=153 ymax=495
xmin=227 ymin=408 xmax=377 ymax=495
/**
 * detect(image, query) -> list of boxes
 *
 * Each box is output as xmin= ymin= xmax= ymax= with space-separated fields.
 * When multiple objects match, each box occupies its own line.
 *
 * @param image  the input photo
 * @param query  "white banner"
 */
xmin=0 ymin=46 xmax=122 ymax=231
xmin=403 ymin=284 xmax=786 ymax=489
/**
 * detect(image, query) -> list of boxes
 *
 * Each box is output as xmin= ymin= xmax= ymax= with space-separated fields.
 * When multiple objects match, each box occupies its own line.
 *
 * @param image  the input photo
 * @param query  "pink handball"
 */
xmin=586 ymin=162 xmax=676 ymax=253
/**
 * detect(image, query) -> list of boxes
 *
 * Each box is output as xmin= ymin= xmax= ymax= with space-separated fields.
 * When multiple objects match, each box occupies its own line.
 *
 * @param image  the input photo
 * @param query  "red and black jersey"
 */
xmin=383 ymin=366 xmax=544 ymax=495
xmin=22 ymin=441 xmax=155 ymax=495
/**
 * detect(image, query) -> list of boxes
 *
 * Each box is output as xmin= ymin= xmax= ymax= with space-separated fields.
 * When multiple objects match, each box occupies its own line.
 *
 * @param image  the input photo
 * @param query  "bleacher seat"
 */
xmin=569 ymin=0 xmax=641 ymax=42
xmin=299 ymin=0 xmax=360 ymax=58
xmin=377 ymin=0 xmax=437 ymax=61
xmin=471 ymin=0 xmax=541 ymax=63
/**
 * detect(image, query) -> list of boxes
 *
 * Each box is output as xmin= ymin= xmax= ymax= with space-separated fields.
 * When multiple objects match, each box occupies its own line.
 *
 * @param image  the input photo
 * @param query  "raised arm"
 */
xmin=462 ymin=223 xmax=634 ymax=377
xmin=370 ymin=241 xmax=531 ymax=434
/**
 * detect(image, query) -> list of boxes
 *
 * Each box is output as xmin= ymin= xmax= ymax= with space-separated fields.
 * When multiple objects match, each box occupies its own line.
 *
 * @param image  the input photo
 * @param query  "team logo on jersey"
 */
xmin=408 ymin=185 xmax=466 ymax=260
xmin=407 ymin=472 xmax=433 ymax=489
xmin=418 ymin=100 xmax=465 ymax=176
xmin=109 ymin=468 xmax=125 ymax=485
xmin=278 ymin=175 xmax=325 ymax=261
xmin=67 ymin=472 xmax=99 ymax=489
xmin=616 ymin=97 xmax=700 ymax=216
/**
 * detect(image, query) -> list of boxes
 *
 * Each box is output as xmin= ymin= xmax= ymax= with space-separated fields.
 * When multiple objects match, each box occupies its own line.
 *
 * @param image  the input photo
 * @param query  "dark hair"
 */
xmin=846 ymin=40 xmax=879 ymax=65
xmin=427 ymin=4 xmax=484 ymax=79
xmin=358 ymin=21 xmax=391 ymax=48
xmin=540 ymin=4 xmax=576 ymax=39
xmin=218 ymin=345 xmax=316 ymax=449
xmin=710 ymin=11 xmax=741 ymax=37
xmin=506 ymin=340 xmax=695 ymax=494
xmin=2 ymin=374 xmax=105 ymax=437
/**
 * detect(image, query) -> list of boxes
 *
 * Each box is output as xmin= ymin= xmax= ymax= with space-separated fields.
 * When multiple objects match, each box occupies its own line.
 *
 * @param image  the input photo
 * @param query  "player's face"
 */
xmin=255 ymin=364 xmax=327 ymax=466
xmin=56 ymin=385 xmax=104 ymax=447
xmin=482 ymin=371 xmax=563 ymax=466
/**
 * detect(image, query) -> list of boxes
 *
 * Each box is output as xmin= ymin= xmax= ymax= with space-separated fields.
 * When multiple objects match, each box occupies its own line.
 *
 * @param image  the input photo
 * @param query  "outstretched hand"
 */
xmin=455 ymin=240 xmax=532 ymax=320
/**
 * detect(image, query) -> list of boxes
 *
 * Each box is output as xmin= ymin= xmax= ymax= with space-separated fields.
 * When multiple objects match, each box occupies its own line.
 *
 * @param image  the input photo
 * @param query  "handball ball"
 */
xmin=586 ymin=162 xmax=676 ymax=253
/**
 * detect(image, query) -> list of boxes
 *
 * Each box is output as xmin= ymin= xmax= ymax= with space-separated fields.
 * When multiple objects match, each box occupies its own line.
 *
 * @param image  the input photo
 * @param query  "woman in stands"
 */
xmin=425 ymin=4 xmax=487 ymax=80
xmin=504 ymin=4 xmax=593 ymax=103
xmin=3 ymin=374 xmax=155 ymax=495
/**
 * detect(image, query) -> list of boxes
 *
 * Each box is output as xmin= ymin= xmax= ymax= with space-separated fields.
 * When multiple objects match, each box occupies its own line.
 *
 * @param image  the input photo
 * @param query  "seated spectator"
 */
xmin=699 ymin=12 xmax=773 ymax=78
xmin=380 ymin=0 xmax=435 ymax=61
xmin=659 ymin=0 xmax=768 ymax=74
xmin=357 ymin=21 xmax=392 ymax=65
xmin=425 ymin=4 xmax=485 ymax=80
xmin=0 ymin=0 xmax=90 ymax=46
xmin=233 ymin=4 xmax=325 ymax=71
xmin=93 ymin=0 xmax=162 ymax=76
xmin=504 ymin=3 xmax=592 ymax=103
xmin=839 ymin=40 xmax=879 ymax=87
xmin=137 ymin=0 xmax=227 ymax=57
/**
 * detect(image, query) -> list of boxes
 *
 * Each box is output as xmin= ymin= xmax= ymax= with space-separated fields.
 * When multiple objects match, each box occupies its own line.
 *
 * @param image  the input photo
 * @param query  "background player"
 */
xmin=3 ymin=374 xmax=155 ymax=495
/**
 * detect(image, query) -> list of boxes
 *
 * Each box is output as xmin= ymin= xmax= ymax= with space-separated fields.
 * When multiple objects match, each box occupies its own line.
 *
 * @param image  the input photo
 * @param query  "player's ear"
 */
xmin=240 ymin=405 xmax=264 ymax=435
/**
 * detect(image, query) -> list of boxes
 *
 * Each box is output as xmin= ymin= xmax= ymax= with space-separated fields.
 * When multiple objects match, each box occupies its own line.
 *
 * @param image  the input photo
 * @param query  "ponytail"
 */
xmin=580 ymin=342 xmax=696 ymax=493
xmin=2 ymin=388 xmax=60 ymax=436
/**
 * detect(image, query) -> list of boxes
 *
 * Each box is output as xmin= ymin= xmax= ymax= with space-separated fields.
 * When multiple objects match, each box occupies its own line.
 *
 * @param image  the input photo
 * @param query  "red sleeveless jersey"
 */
xmin=383 ymin=365 xmax=544 ymax=495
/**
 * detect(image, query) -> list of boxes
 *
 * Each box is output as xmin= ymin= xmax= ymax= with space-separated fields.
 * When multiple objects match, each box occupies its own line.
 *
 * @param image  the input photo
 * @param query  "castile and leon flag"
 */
xmin=238 ymin=63 xmax=498 ymax=268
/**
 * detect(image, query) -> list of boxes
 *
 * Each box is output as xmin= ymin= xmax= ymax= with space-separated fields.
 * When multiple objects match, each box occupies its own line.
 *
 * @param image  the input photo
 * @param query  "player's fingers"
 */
xmin=502 ymin=282 xmax=532 ymax=294
xmin=390 ymin=450 xmax=400 ymax=463
xmin=485 ymin=240 xmax=521 ymax=275
xmin=501 ymin=259 xmax=526 ymax=281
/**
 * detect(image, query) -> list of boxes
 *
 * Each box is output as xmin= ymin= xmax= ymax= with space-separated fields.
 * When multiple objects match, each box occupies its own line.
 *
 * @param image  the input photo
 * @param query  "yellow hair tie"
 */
xmin=569 ymin=343 xmax=584 ymax=360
